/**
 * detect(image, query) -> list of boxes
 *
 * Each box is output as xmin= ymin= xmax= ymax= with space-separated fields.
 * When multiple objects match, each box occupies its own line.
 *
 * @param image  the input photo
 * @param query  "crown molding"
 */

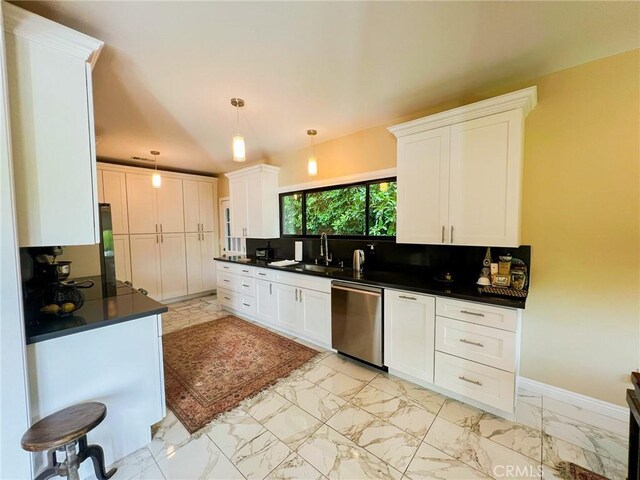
xmin=388 ymin=86 xmax=537 ymax=138
xmin=97 ymin=161 xmax=219 ymax=183
xmin=224 ymin=163 xmax=280 ymax=179
xmin=3 ymin=2 xmax=103 ymax=69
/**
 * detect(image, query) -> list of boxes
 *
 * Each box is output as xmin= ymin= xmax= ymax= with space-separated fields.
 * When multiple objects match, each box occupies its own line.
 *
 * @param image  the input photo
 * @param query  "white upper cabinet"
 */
xmin=396 ymin=126 xmax=450 ymax=244
xmin=101 ymin=170 xmax=129 ymax=234
xmin=126 ymin=173 xmax=158 ymax=234
xmin=156 ymin=177 xmax=184 ymax=233
xmin=127 ymin=173 xmax=185 ymax=234
xmin=389 ymin=87 xmax=537 ymax=247
xmin=5 ymin=3 xmax=103 ymax=247
xmin=183 ymin=180 xmax=216 ymax=233
xmin=226 ymin=164 xmax=280 ymax=239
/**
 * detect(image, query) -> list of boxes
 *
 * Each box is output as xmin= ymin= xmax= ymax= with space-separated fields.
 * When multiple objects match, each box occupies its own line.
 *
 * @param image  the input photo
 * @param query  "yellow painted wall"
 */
xmin=222 ymin=50 xmax=640 ymax=405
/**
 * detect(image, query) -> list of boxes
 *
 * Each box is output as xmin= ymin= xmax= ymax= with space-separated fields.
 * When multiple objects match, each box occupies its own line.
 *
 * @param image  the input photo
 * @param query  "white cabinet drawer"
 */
xmin=435 ymin=317 xmax=516 ymax=372
xmin=435 ymin=352 xmax=515 ymax=413
xmin=436 ymin=298 xmax=517 ymax=332
xmin=218 ymin=288 xmax=238 ymax=308
xmin=238 ymin=295 xmax=257 ymax=317
xmin=216 ymin=261 xmax=236 ymax=274
xmin=237 ymin=265 xmax=254 ymax=277
xmin=217 ymin=272 xmax=240 ymax=292
xmin=275 ymin=271 xmax=331 ymax=294
xmin=254 ymin=268 xmax=276 ymax=281
xmin=239 ymin=277 xmax=256 ymax=297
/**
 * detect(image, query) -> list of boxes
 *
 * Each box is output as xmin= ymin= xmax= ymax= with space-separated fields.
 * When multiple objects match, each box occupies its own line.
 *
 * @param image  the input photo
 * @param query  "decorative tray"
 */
xmin=480 ymin=286 xmax=528 ymax=298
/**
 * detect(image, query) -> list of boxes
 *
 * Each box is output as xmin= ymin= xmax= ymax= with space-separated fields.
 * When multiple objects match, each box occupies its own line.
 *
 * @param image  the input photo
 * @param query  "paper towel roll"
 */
xmin=294 ymin=241 xmax=303 ymax=261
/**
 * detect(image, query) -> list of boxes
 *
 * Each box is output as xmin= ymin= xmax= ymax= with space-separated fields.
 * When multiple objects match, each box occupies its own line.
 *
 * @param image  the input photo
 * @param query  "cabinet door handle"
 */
xmin=460 ymin=310 xmax=485 ymax=317
xmin=155 ymin=224 xmax=158 ymax=233
xmin=399 ymin=295 xmax=417 ymax=301
xmin=295 ymin=289 xmax=298 ymax=301
xmin=460 ymin=338 xmax=484 ymax=348
xmin=160 ymin=224 xmax=163 ymax=233
xmin=155 ymin=235 xmax=158 ymax=244
xmin=459 ymin=376 xmax=482 ymax=386
xmin=450 ymin=225 xmax=454 ymax=243
xmin=270 ymin=283 xmax=272 ymax=295
xmin=299 ymin=290 xmax=303 ymax=303
xmin=242 ymin=302 xmax=250 ymax=307
xmin=441 ymin=226 xmax=445 ymax=243
xmin=161 ymin=234 xmax=163 ymax=243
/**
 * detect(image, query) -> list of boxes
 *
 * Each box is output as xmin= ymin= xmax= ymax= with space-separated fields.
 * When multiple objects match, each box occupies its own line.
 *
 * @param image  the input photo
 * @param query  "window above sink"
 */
xmin=280 ymin=178 xmax=397 ymax=239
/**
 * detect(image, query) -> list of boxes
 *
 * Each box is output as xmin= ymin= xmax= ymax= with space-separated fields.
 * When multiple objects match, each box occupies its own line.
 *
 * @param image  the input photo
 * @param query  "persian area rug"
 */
xmin=555 ymin=462 xmax=609 ymax=480
xmin=163 ymin=315 xmax=318 ymax=433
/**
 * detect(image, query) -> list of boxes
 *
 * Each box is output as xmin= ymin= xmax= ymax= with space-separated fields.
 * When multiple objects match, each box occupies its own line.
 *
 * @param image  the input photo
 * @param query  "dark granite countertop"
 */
xmin=25 ymin=276 xmax=168 ymax=345
xmin=215 ymin=256 xmax=526 ymax=309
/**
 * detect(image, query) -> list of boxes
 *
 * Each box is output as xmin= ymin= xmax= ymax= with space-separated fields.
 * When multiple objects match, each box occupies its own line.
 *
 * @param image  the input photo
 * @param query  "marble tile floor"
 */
xmin=96 ymin=296 xmax=629 ymax=480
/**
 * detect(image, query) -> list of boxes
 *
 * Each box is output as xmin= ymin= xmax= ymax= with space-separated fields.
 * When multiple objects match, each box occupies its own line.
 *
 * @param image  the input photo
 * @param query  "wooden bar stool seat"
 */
xmin=21 ymin=402 xmax=116 ymax=480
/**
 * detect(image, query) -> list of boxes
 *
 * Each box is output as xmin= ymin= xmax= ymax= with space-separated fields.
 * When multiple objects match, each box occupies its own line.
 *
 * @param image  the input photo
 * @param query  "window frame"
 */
xmin=279 ymin=177 xmax=397 ymax=240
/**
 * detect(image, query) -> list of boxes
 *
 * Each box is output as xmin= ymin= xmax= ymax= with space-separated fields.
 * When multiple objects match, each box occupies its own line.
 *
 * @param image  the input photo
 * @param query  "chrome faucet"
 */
xmin=319 ymin=233 xmax=332 ymax=266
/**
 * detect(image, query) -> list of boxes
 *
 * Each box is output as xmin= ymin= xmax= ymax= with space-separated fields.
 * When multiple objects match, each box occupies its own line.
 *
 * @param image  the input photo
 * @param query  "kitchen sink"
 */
xmin=292 ymin=264 xmax=345 ymax=274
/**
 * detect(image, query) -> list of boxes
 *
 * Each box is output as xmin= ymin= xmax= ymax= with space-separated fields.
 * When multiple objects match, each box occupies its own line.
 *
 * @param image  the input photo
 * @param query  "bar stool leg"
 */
xmin=65 ymin=442 xmax=81 ymax=480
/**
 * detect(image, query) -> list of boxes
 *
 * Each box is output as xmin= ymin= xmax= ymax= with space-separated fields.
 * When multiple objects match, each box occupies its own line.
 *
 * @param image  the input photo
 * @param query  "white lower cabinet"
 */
xmin=186 ymin=232 xmax=217 ymax=295
xmin=384 ymin=289 xmax=436 ymax=383
xmin=130 ymin=234 xmax=161 ymax=300
xmin=300 ymin=288 xmax=331 ymax=346
xmin=255 ymin=279 xmax=276 ymax=324
xmin=131 ymin=233 xmax=187 ymax=301
xmin=113 ymin=234 xmax=131 ymax=283
xmin=215 ymin=262 xmax=331 ymax=348
xmin=159 ymin=233 xmax=187 ymax=299
xmin=275 ymin=283 xmax=302 ymax=333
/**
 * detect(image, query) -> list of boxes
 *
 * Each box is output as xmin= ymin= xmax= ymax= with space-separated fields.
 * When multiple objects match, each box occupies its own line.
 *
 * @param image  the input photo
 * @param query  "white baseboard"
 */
xmin=518 ymin=377 xmax=629 ymax=423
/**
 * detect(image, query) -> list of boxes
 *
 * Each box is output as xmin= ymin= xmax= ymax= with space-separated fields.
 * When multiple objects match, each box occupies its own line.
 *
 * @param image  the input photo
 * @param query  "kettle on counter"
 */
xmin=353 ymin=249 xmax=365 ymax=273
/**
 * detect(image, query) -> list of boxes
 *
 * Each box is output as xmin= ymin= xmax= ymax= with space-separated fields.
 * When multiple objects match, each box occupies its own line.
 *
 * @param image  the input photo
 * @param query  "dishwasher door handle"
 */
xmin=331 ymin=285 xmax=382 ymax=296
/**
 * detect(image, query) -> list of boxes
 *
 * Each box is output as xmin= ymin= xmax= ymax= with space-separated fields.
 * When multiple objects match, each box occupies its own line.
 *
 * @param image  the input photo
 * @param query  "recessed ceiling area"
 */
xmin=13 ymin=1 xmax=640 ymax=174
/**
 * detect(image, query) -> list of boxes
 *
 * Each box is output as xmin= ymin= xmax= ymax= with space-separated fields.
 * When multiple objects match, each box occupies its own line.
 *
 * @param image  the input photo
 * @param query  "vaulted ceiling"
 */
xmin=13 ymin=1 xmax=640 ymax=174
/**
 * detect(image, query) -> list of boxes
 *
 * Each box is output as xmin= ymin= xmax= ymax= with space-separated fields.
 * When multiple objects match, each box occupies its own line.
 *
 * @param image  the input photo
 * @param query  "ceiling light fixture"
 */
xmin=151 ymin=150 xmax=161 ymax=188
xmin=231 ymin=98 xmax=246 ymax=162
xmin=307 ymin=129 xmax=318 ymax=177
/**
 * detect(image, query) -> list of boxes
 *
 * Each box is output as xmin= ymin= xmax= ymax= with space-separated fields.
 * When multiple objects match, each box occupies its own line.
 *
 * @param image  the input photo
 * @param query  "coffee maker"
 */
xmin=22 ymin=246 xmax=90 ymax=317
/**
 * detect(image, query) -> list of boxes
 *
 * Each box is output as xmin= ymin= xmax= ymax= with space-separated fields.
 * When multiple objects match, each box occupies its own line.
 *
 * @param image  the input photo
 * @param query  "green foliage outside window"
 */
xmin=280 ymin=180 xmax=397 ymax=237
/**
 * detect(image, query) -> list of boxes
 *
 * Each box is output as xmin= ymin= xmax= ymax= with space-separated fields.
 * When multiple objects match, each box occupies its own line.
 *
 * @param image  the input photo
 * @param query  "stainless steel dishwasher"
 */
xmin=331 ymin=281 xmax=383 ymax=367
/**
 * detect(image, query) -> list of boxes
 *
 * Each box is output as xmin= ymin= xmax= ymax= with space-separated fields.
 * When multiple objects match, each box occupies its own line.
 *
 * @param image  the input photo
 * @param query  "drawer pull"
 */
xmin=242 ymin=302 xmax=250 ymax=307
xmin=242 ymin=269 xmax=250 ymax=273
xmin=399 ymin=295 xmax=417 ymax=301
xmin=459 ymin=338 xmax=484 ymax=348
xmin=223 ymin=279 xmax=230 ymax=283
xmin=460 ymin=310 xmax=485 ymax=317
xmin=458 ymin=376 xmax=482 ymax=386
xmin=258 ymin=273 xmax=266 ymax=276
xmin=224 ymin=296 xmax=230 ymax=300
xmin=223 ymin=266 xmax=229 ymax=269
xmin=242 ymin=284 xmax=249 ymax=288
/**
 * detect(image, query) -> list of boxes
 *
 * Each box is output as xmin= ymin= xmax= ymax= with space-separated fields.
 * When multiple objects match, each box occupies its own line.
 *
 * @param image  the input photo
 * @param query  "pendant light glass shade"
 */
xmin=233 ymin=134 xmax=246 ymax=162
xmin=307 ymin=155 xmax=318 ymax=176
xmin=307 ymin=129 xmax=318 ymax=177
xmin=231 ymin=98 xmax=246 ymax=162
xmin=150 ymin=150 xmax=161 ymax=188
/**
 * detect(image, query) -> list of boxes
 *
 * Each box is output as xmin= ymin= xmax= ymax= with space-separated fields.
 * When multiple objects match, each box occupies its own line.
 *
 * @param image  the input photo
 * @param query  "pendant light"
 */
xmin=307 ymin=129 xmax=318 ymax=176
xmin=151 ymin=150 xmax=161 ymax=188
xmin=231 ymin=98 xmax=246 ymax=162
